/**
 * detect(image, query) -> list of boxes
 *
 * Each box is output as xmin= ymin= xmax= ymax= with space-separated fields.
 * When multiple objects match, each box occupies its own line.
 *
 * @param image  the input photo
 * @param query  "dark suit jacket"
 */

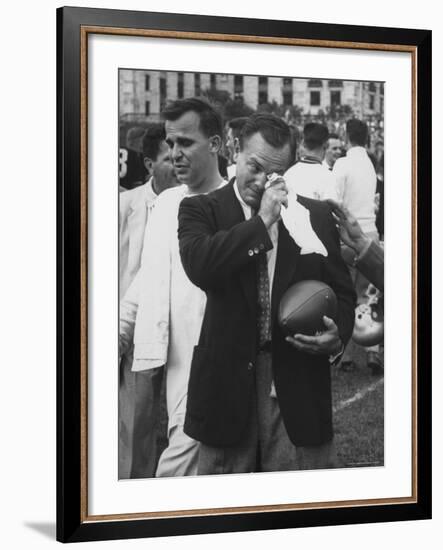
xmin=178 ymin=181 xmax=356 ymax=448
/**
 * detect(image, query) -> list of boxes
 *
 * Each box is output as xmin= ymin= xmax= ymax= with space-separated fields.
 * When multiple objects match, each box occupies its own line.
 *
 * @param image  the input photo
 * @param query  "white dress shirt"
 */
xmin=227 ymin=163 xmax=237 ymax=182
xmin=233 ymin=179 xmax=279 ymax=295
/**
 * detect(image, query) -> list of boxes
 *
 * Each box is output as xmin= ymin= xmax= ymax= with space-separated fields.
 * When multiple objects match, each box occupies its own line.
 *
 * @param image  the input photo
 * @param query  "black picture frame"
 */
xmin=57 ymin=6 xmax=432 ymax=543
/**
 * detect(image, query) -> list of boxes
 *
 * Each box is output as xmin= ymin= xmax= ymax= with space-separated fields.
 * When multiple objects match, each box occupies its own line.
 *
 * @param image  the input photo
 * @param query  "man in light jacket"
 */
xmin=120 ymin=98 xmax=225 ymax=478
xmin=119 ymin=123 xmax=178 ymax=479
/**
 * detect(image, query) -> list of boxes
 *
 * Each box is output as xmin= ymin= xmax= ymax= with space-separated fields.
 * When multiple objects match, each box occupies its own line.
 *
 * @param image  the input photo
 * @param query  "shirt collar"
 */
xmin=145 ymin=177 xmax=158 ymax=205
xmin=347 ymin=146 xmax=367 ymax=157
xmin=233 ymin=178 xmax=253 ymax=220
xmin=299 ymin=154 xmax=323 ymax=165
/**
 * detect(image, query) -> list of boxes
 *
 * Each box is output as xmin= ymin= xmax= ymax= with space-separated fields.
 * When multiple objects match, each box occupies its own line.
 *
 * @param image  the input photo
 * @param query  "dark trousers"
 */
xmin=197 ymin=351 xmax=337 ymax=475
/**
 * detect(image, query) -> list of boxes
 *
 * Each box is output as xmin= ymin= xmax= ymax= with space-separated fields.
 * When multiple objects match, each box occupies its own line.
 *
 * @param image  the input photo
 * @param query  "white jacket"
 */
xmin=119 ymin=179 xmax=157 ymax=297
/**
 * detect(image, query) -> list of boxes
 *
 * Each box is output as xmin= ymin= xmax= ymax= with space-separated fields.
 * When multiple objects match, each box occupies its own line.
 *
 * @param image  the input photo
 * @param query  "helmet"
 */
xmin=352 ymin=284 xmax=384 ymax=347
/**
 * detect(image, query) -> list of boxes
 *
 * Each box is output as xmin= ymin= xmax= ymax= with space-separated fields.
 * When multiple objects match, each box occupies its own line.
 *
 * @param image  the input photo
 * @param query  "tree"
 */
xmin=225 ymin=98 xmax=254 ymax=119
xmin=326 ymin=103 xmax=355 ymax=121
xmin=201 ymin=88 xmax=231 ymax=109
xmin=256 ymin=100 xmax=285 ymax=116
xmin=201 ymin=88 xmax=254 ymax=120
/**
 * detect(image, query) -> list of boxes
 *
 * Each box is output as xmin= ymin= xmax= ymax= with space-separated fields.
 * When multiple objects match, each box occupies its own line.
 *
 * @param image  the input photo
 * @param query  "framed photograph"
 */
xmin=57 ymin=6 xmax=431 ymax=543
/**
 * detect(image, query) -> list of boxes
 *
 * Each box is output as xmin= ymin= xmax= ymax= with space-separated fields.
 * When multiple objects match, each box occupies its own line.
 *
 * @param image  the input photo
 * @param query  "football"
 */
xmin=278 ymin=280 xmax=338 ymax=336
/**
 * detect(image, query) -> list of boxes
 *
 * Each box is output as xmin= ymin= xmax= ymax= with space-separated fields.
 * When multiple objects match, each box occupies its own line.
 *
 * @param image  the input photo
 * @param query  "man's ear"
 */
xmin=144 ymin=157 xmax=153 ymax=176
xmin=233 ymin=137 xmax=241 ymax=162
xmin=208 ymin=135 xmax=222 ymax=154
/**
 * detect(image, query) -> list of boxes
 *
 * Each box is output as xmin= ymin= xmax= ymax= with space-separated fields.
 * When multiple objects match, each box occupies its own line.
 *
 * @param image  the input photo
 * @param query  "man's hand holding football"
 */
xmin=285 ymin=315 xmax=342 ymax=356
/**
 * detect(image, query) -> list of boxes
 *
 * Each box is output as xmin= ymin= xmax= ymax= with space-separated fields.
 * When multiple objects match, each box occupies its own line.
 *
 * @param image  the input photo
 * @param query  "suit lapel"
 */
xmin=215 ymin=181 xmax=257 ymax=312
xmin=214 ymin=180 xmax=245 ymax=229
xmin=271 ymin=220 xmax=301 ymax=324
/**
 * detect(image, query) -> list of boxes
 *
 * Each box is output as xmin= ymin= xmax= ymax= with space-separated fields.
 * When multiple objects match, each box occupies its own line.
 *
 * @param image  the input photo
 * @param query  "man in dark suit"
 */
xmin=178 ymin=114 xmax=356 ymax=474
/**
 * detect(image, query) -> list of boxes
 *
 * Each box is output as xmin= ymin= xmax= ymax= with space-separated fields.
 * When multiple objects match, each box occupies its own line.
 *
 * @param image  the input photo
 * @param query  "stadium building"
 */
xmin=119 ymin=69 xmax=384 ymax=122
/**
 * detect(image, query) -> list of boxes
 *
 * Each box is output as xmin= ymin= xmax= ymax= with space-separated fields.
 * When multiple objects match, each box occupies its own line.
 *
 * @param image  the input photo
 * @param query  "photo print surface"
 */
xmin=118 ymin=68 xmax=385 ymax=480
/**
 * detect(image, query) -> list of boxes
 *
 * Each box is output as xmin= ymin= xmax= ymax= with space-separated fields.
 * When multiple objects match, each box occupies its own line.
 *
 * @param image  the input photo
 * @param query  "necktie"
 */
xmin=257 ymin=251 xmax=272 ymax=348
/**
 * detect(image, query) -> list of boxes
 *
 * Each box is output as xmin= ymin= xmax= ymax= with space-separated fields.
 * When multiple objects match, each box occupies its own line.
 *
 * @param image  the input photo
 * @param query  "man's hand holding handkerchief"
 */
xmin=261 ymin=172 xmax=328 ymax=257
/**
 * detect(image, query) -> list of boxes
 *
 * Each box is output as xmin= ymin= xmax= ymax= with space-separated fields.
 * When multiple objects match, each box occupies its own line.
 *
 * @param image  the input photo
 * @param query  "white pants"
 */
xmin=155 ymin=418 xmax=199 ymax=478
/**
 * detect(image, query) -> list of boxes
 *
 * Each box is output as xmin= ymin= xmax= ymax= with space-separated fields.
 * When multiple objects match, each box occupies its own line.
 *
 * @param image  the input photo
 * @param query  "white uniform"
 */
xmin=332 ymin=146 xmax=377 ymax=234
xmin=284 ymin=159 xmax=338 ymax=201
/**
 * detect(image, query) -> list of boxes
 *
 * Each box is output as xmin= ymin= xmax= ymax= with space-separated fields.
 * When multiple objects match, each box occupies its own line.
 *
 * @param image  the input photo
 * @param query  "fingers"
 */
xmin=286 ymin=331 xmax=341 ymax=356
xmin=325 ymin=198 xmax=340 ymax=211
xmin=331 ymin=212 xmax=346 ymax=228
xmin=331 ymin=206 xmax=347 ymax=222
xmin=262 ymin=183 xmax=286 ymax=200
xmin=322 ymin=315 xmax=338 ymax=330
xmin=290 ymin=334 xmax=321 ymax=344
xmin=285 ymin=335 xmax=322 ymax=354
xmin=285 ymin=318 xmax=339 ymax=355
xmin=287 ymin=318 xmax=337 ymax=342
xmin=259 ymin=183 xmax=288 ymax=227
xmin=326 ymin=199 xmax=350 ymax=221
xmin=268 ymin=180 xmax=287 ymax=192
xmin=264 ymin=182 xmax=288 ymax=207
xmin=267 ymin=172 xmax=285 ymax=186
xmin=326 ymin=198 xmax=340 ymax=210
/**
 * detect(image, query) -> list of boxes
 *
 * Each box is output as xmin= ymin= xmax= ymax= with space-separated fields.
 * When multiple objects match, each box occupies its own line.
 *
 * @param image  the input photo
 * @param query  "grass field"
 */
xmin=332 ymin=345 xmax=384 ymax=468
xmin=154 ymin=345 xmax=384 ymax=472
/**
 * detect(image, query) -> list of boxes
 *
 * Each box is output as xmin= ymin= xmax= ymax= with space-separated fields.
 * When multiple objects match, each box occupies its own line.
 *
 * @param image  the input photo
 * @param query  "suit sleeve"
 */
xmin=317 ymin=206 xmax=357 ymax=347
xmin=178 ymin=195 xmax=273 ymax=290
xmin=356 ymin=240 xmax=384 ymax=292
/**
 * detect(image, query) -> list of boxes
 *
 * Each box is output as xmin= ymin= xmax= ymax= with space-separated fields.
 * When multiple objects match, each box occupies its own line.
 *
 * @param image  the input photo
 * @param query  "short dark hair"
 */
xmin=227 ymin=117 xmax=249 ymax=139
xmin=239 ymin=113 xmax=292 ymax=153
xmin=303 ymin=123 xmax=329 ymax=150
xmin=346 ymin=118 xmax=369 ymax=146
xmin=126 ymin=126 xmax=145 ymax=143
xmin=162 ymin=97 xmax=223 ymax=138
xmin=142 ymin=123 xmax=166 ymax=160
xmin=328 ymin=132 xmax=340 ymax=141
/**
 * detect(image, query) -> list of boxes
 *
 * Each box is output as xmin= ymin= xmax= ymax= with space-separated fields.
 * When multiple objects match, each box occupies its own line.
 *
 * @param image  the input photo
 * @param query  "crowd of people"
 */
xmin=118 ymin=97 xmax=384 ymax=479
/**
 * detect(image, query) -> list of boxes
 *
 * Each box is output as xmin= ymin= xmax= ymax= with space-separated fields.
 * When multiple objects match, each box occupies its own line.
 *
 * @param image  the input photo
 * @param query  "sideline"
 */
xmin=333 ymin=378 xmax=384 ymax=413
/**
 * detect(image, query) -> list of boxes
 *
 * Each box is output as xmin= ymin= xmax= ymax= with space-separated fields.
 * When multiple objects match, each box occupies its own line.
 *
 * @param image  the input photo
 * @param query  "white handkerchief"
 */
xmin=280 ymin=189 xmax=328 ymax=257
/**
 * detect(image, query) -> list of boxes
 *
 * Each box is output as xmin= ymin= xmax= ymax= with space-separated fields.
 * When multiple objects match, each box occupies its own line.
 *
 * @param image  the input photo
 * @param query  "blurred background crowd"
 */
xmin=119 ymin=70 xmax=384 ymax=239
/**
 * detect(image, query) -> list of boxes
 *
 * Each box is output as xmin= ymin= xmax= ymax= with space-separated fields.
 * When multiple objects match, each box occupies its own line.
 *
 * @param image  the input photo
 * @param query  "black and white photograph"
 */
xmin=117 ymin=69 xmax=385 ymax=480
xmin=0 ymin=0 xmax=436 ymax=545
xmin=52 ymin=5 xmax=431 ymax=544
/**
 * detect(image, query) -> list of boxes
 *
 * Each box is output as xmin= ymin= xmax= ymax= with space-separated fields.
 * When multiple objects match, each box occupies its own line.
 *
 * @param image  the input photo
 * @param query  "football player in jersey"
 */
xmin=119 ymin=126 xmax=148 ymax=190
